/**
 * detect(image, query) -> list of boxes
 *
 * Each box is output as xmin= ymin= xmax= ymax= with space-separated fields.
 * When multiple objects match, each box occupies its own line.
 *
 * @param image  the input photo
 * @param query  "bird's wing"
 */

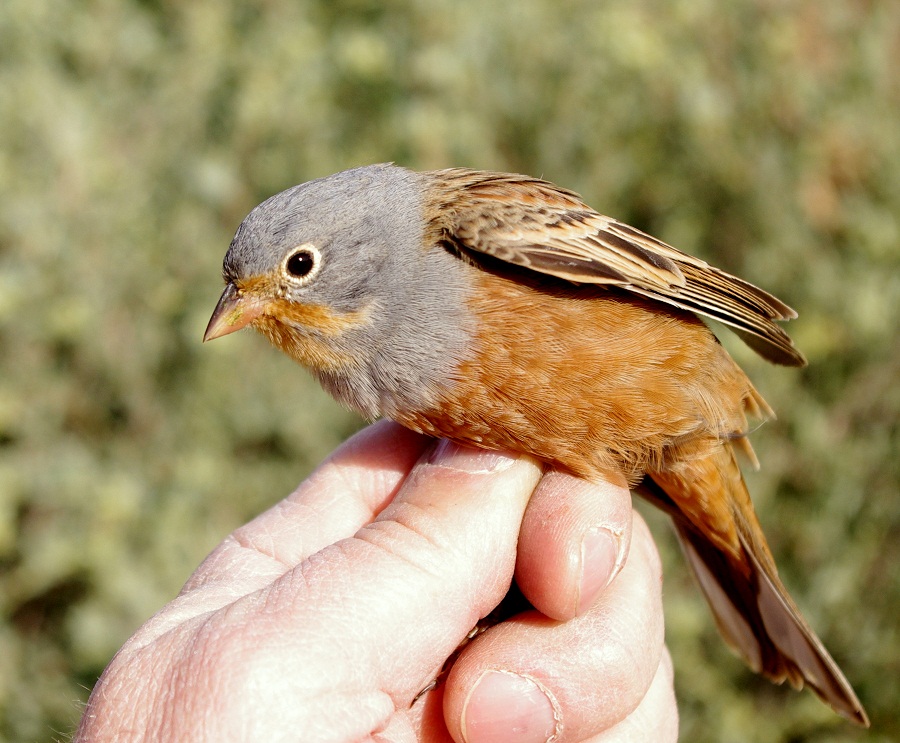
xmin=427 ymin=168 xmax=806 ymax=367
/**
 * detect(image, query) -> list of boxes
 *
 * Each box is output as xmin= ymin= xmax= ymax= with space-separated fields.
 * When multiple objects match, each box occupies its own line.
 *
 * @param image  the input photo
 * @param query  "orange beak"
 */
xmin=203 ymin=283 xmax=269 ymax=342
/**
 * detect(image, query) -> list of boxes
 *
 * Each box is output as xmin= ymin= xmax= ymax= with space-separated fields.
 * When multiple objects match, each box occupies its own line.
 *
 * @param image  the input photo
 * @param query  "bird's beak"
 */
xmin=203 ymin=282 xmax=269 ymax=342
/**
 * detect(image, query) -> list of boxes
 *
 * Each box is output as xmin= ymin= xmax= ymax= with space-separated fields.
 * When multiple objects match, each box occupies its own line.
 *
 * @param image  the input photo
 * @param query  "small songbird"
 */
xmin=204 ymin=163 xmax=867 ymax=725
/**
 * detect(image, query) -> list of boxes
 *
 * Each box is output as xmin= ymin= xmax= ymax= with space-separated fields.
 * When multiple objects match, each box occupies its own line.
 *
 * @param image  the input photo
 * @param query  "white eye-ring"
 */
xmin=281 ymin=243 xmax=322 ymax=286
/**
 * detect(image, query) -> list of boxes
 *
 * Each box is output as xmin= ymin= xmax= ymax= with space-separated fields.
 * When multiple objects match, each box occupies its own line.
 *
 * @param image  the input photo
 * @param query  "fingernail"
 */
xmin=427 ymin=439 xmax=517 ymax=474
xmin=462 ymin=671 xmax=558 ymax=743
xmin=577 ymin=526 xmax=622 ymax=614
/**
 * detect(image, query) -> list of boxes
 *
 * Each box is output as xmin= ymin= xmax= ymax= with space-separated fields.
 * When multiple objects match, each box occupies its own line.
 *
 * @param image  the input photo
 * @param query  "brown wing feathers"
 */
xmin=427 ymin=168 xmax=806 ymax=367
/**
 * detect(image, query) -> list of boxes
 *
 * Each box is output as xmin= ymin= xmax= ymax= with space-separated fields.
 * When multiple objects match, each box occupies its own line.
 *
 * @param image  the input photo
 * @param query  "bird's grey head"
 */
xmin=205 ymin=163 xmax=473 ymax=420
xmin=223 ymin=163 xmax=424 ymax=313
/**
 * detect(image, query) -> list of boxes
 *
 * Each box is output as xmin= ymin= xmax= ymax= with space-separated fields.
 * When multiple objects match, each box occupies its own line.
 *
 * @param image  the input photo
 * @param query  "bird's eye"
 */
xmin=282 ymin=244 xmax=321 ymax=285
xmin=286 ymin=250 xmax=314 ymax=277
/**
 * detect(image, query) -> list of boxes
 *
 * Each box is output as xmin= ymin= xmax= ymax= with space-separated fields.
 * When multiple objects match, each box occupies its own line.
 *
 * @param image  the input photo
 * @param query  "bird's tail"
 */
xmin=640 ymin=444 xmax=868 ymax=726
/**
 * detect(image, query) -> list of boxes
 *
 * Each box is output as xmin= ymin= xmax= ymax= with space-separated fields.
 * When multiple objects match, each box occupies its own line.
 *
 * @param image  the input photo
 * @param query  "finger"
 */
xmin=184 ymin=420 xmax=432 ymax=592
xmin=136 ymin=421 xmax=431 ymax=645
xmin=516 ymin=470 xmax=632 ymax=620
xmin=332 ymin=442 xmax=544 ymax=699
xmin=159 ymin=443 xmax=544 ymax=742
xmin=585 ymin=649 xmax=678 ymax=743
xmin=444 ymin=513 xmax=665 ymax=743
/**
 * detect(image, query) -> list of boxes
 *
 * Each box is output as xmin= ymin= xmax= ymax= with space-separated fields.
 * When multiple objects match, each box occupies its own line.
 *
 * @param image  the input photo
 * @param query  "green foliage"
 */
xmin=1 ymin=1 xmax=897 ymax=740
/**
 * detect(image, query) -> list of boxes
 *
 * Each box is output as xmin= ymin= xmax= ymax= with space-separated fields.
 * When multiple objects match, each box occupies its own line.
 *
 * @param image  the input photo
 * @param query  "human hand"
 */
xmin=75 ymin=421 xmax=676 ymax=742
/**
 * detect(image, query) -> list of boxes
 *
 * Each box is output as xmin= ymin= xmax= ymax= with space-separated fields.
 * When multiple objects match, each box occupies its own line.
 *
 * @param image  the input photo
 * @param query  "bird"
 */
xmin=204 ymin=163 xmax=868 ymax=726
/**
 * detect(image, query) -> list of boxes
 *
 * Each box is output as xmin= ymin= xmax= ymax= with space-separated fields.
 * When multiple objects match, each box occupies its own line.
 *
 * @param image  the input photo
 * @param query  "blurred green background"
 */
xmin=1 ymin=0 xmax=898 ymax=740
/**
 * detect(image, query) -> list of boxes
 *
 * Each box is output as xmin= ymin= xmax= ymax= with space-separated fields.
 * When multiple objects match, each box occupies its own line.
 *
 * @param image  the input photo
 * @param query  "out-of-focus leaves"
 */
xmin=0 ymin=1 xmax=897 ymax=740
